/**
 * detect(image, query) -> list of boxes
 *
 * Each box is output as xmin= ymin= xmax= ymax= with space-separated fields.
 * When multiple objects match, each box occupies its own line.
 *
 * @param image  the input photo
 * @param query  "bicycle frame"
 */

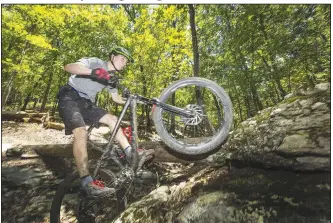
xmin=91 ymin=90 xmax=194 ymax=177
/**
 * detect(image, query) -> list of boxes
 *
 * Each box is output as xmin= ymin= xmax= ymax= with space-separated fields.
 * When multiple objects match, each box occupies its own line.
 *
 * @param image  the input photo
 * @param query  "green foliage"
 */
xmin=196 ymin=5 xmax=330 ymax=125
xmin=1 ymin=5 xmax=330 ymax=128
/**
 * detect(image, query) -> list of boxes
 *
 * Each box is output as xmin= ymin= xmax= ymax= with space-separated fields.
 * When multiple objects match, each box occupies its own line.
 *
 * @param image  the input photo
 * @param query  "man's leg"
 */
xmin=71 ymin=125 xmax=115 ymax=197
xmin=72 ymin=126 xmax=89 ymax=177
xmin=99 ymin=114 xmax=138 ymax=164
xmin=58 ymin=93 xmax=91 ymax=179
xmin=99 ymin=114 xmax=130 ymax=149
xmin=58 ymin=89 xmax=115 ymax=198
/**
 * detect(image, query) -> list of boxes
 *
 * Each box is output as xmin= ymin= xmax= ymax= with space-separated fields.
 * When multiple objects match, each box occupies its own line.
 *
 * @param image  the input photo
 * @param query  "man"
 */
xmin=58 ymin=46 xmax=138 ymax=198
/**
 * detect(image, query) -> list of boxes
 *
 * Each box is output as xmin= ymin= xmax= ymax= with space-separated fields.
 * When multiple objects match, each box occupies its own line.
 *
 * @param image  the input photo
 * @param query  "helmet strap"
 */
xmin=110 ymin=55 xmax=121 ymax=73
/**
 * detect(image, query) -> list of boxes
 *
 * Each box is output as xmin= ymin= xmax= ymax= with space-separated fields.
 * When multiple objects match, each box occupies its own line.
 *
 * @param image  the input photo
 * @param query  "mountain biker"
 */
xmin=57 ymin=46 xmax=138 ymax=198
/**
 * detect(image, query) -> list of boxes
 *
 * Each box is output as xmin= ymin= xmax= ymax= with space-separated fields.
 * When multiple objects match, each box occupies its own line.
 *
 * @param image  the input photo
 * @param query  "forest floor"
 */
xmin=1 ymin=121 xmax=331 ymax=223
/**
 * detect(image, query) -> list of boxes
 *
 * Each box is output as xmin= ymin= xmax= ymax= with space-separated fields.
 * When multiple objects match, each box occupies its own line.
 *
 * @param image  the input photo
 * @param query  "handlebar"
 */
xmin=105 ymin=74 xmax=122 ymax=87
xmin=107 ymin=72 xmax=123 ymax=84
xmin=103 ymin=73 xmax=192 ymax=118
xmin=105 ymin=74 xmax=131 ymax=98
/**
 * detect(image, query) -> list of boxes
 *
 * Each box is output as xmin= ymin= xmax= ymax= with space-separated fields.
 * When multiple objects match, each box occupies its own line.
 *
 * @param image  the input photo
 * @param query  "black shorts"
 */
xmin=57 ymin=84 xmax=108 ymax=135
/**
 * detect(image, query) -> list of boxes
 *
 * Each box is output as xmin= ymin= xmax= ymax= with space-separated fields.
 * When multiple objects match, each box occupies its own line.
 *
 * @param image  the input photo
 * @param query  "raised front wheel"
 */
xmin=152 ymin=77 xmax=233 ymax=155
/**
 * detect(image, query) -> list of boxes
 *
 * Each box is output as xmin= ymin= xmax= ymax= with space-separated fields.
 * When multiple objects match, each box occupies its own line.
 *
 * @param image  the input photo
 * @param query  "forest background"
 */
xmin=1 ymin=4 xmax=330 ymax=129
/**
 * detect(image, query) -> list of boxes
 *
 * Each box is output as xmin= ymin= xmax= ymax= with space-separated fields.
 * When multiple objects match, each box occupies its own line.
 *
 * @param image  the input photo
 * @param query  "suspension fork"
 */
xmin=93 ymin=97 xmax=132 ymax=177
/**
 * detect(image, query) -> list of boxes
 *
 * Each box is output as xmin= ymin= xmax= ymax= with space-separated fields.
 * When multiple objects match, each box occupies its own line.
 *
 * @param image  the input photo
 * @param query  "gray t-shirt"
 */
xmin=68 ymin=57 xmax=117 ymax=102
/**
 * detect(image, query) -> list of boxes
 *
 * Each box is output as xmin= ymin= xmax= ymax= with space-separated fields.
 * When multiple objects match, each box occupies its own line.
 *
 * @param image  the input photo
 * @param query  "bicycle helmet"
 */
xmin=109 ymin=46 xmax=134 ymax=63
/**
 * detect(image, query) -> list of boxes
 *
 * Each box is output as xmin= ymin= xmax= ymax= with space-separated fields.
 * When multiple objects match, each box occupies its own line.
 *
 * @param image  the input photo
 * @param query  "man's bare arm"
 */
xmin=64 ymin=63 xmax=92 ymax=75
xmin=111 ymin=91 xmax=126 ymax=104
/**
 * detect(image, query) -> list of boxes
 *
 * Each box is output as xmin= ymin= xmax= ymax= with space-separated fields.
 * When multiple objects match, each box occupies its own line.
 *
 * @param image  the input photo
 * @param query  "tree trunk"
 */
xmin=274 ymin=77 xmax=286 ymax=99
xmin=2 ymin=72 xmax=16 ymax=109
xmin=32 ymin=98 xmax=38 ymax=110
xmin=188 ymin=4 xmax=200 ymax=77
xmin=21 ymin=92 xmax=32 ymax=112
xmin=2 ymin=111 xmax=48 ymax=121
xmin=21 ymin=80 xmax=40 ymax=111
xmin=43 ymin=122 xmax=64 ymax=130
xmin=189 ymin=4 xmax=207 ymax=132
xmin=143 ymin=90 xmax=148 ymax=131
xmin=243 ymin=94 xmax=253 ymax=118
xmin=145 ymin=104 xmax=151 ymax=132
xmin=168 ymin=18 xmax=179 ymax=135
xmin=250 ymin=82 xmax=263 ymax=112
xmin=169 ymin=93 xmax=176 ymax=134
xmin=259 ymin=54 xmax=285 ymax=100
xmin=50 ymin=98 xmax=58 ymax=117
xmin=139 ymin=65 xmax=151 ymax=133
xmin=22 ymin=117 xmax=43 ymax=123
xmin=273 ymin=82 xmax=282 ymax=102
xmin=40 ymin=71 xmax=54 ymax=112
xmin=232 ymin=83 xmax=243 ymax=123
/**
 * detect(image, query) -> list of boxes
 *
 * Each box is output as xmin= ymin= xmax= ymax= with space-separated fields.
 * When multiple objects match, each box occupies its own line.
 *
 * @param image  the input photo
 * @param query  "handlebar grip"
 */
xmin=107 ymin=71 xmax=123 ymax=79
xmin=106 ymin=75 xmax=122 ymax=86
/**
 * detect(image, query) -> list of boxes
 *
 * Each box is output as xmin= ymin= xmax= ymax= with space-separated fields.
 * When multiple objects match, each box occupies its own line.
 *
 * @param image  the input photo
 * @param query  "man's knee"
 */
xmin=100 ymin=114 xmax=118 ymax=125
xmin=72 ymin=127 xmax=88 ymax=140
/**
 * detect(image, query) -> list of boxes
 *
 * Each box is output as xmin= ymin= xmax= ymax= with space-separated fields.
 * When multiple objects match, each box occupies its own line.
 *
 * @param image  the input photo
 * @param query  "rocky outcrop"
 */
xmin=208 ymin=83 xmax=330 ymax=172
xmin=114 ymin=167 xmax=330 ymax=223
xmin=114 ymin=167 xmax=230 ymax=223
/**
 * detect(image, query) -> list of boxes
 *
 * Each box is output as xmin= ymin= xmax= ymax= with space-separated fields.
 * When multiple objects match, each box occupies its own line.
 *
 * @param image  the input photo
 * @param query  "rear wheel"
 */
xmin=152 ymin=77 xmax=233 ymax=155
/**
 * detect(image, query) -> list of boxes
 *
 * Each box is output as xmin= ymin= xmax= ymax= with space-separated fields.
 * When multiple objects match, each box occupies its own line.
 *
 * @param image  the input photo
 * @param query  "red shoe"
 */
xmin=81 ymin=180 xmax=115 ymax=199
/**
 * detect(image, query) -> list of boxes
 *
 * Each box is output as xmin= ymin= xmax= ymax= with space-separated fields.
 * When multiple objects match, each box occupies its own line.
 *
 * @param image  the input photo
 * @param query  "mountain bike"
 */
xmin=49 ymin=75 xmax=233 ymax=222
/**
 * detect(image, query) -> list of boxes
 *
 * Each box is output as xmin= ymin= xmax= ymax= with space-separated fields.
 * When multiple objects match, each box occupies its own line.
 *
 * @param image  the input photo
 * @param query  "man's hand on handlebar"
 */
xmin=90 ymin=68 xmax=122 ymax=87
xmin=91 ymin=68 xmax=110 ymax=84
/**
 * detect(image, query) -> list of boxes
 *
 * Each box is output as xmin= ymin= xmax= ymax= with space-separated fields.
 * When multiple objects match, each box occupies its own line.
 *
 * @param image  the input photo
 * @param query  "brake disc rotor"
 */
xmin=181 ymin=104 xmax=204 ymax=125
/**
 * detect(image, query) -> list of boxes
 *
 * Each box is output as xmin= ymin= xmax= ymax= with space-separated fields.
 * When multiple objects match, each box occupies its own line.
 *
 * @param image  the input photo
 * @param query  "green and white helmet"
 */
xmin=109 ymin=46 xmax=134 ymax=63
